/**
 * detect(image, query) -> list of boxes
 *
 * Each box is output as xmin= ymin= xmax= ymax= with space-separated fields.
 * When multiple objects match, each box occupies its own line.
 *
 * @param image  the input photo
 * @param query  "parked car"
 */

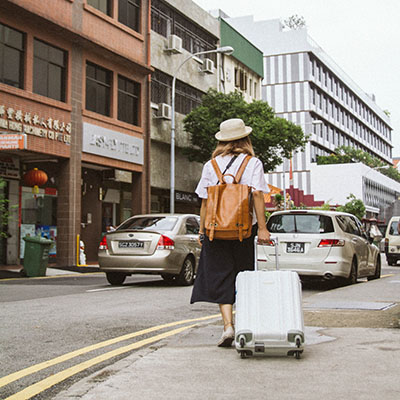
xmin=260 ymin=210 xmax=381 ymax=285
xmin=98 ymin=214 xmax=201 ymax=286
xmin=384 ymin=216 xmax=400 ymax=266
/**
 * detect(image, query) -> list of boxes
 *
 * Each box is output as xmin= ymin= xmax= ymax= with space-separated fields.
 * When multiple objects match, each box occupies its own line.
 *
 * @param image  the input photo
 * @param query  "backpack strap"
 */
xmin=211 ymin=156 xmax=238 ymax=185
xmin=236 ymin=156 xmax=252 ymax=241
xmin=234 ymin=155 xmax=252 ymax=183
xmin=208 ymin=186 xmax=219 ymax=241
xmin=211 ymin=159 xmax=223 ymax=184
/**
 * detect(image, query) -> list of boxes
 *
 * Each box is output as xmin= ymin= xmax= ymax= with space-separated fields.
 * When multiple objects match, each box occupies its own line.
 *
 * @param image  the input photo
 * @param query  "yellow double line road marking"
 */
xmin=5 ymin=325 xmax=196 ymax=400
xmin=1 ymin=313 xmax=220 ymax=399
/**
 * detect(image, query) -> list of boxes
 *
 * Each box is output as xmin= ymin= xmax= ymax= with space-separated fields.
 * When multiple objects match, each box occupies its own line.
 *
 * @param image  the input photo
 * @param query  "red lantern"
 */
xmin=23 ymin=168 xmax=48 ymax=194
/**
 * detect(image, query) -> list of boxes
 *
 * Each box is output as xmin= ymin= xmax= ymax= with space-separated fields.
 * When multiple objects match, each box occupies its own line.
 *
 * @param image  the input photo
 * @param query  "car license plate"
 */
xmin=118 ymin=241 xmax=144 ymax=248
xmin=286 ymin=242 xmax=304 ymax=253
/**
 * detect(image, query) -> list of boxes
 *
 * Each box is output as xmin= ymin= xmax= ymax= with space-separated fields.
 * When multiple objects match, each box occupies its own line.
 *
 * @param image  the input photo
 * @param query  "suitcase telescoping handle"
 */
xmin=254 ymin=236 xmax=279 ymax=271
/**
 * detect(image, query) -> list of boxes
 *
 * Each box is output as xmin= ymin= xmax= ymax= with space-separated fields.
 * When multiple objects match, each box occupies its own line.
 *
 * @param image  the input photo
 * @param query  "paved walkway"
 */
xmin=0 ymin=265 xmax=99 ymax=279
xmin=53 ymin=273 xmax=400 ymax=400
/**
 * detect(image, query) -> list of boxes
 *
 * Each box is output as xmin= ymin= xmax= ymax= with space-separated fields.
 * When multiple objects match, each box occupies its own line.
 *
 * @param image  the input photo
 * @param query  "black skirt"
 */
xmin=190 ymin=225 xmax=257 ymax=305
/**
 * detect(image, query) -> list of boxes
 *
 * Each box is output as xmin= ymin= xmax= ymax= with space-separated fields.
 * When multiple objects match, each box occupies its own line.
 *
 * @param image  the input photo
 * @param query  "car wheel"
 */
xmin=387 ymin=257 xmax=397 ymax=266
xmin=106 ymin=272 xmax=126 ymax=286
xmin=368 ymin=255 xmax=381 ymax=281
xmin=345 ymin=258 xmax=358 ymax=285
xmin=177 ymin=256 xmax=195 ymax=286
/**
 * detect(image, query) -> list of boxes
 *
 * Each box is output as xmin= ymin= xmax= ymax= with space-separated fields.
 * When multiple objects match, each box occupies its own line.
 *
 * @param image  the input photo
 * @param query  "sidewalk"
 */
xmin=54 ymin=274 xmax=400 ymax=400
xmin=0 ymin=264 xmax=100 ymax=279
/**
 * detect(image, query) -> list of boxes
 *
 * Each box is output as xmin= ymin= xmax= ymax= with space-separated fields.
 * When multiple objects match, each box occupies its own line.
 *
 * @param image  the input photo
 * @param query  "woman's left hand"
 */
xmin=257 ymin=227 xmax=271 ymax=244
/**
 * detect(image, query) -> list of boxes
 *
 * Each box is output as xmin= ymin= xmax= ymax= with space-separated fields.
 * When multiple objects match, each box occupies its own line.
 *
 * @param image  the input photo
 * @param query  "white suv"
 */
xmin=384 ymin=216 xmax=400 ymax=266
xmin=261 ymin=210 xmax=381 ymax=285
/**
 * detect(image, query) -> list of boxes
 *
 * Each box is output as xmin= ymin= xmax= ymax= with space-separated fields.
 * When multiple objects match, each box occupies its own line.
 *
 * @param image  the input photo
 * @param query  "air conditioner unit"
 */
xmin=202 ymin=58 xmax=214 ymax=74
xmin=156 ymin=103 xmax=172 ymax=120
xmin=166 ymin=34 xmax=182 ymax=53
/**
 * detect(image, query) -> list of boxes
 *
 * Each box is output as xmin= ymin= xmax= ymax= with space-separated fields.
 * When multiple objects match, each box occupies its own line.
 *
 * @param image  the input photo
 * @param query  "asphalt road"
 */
xmin=0 ymin=260 xmax=398 ymax=399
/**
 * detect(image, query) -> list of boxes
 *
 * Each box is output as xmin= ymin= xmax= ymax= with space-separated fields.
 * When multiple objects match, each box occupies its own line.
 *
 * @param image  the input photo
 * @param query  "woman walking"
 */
xmin=190 ymin=118 xmax=271 ymax=347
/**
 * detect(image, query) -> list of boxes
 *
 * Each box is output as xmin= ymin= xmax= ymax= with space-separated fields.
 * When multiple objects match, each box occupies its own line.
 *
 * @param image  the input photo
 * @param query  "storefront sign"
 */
xmin=83 ymin=123 xmax=143 ymax=165
xmin=0 ymin=104 xmax=71 ymax=144
xmin=175 ymin=190 xmax=199 ymax=204
xmin=0 ymin=134 xmax=26 ymax=150
xmin=0 ymin=155 xmax=20 ymax=179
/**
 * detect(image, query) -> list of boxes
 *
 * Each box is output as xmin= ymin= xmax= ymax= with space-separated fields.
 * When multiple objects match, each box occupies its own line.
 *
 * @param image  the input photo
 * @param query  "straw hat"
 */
xmin=215 ymin=118 xmax=252 ymax=142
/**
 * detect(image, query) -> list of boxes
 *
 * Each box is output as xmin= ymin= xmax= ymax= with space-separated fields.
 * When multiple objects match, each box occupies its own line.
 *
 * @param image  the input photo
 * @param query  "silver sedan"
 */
xmin=98 ymin=214 xmax=201 ymax=286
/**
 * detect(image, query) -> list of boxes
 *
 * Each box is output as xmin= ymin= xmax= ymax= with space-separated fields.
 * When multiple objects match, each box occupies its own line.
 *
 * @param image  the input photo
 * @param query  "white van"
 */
xmin=385 ymin=216 xmax=400 ymax=266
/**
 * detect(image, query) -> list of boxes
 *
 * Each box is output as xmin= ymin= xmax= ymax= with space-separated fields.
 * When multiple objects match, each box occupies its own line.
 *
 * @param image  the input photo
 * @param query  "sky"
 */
xmin=193 ymin=0 xmax=400 ymax=157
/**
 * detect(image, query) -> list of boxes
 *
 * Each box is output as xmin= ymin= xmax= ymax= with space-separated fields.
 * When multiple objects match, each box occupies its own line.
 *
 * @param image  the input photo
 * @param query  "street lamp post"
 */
xmin=170 ymin=46 xmax=234 ymax=214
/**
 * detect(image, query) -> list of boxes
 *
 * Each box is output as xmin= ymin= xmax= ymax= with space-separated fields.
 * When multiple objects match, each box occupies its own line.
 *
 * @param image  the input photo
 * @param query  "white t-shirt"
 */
xmin=195 ymin=153 xmax=270 ymax=225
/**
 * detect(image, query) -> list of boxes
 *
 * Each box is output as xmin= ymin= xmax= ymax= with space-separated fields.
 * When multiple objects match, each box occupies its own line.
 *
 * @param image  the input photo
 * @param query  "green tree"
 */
xmin=336 ymin=194 xmax=366 ymax=220
xmin=313 ymin=202 xmax=332 ymax=211
xmin=183 ymin=89 xmax=308 ymax=171
xmin=317 ymin=145 xmax=400 ymax=183
xmin=273 ymin=193 xmax=284 ymax=210
xmin=283 ymin=14 xmax=306 ymax=30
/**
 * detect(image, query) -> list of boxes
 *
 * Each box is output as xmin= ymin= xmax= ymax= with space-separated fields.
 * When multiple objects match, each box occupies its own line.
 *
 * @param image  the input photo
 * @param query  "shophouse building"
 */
xmin=217 ymin=16 xmax=263 ymax=102
xmin=226 ymin=17 xmax=394 ymax=217
xmin=0 ymin=0 xmax=152 ymax=265
xmin=149 ymin=2 xmax=263 ymax=214
xmin=150 ymin=0 xmax=219 ymax=214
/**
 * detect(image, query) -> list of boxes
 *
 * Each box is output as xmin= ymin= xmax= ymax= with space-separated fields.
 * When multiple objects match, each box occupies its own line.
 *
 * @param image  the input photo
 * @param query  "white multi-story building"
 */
xmin=226 ymin=17 xmax=395 ymax=218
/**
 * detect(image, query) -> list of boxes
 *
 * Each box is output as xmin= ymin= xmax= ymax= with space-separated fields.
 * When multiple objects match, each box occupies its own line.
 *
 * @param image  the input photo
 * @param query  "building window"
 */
xmin=311 ymin=88 xmax=315 ymax=105
xmin=86 ymin=62 xmax=111 ymax=116
xmin=118 ymin=75 xmax=140 ymax=126
xmin=151 ymin=0 xmax=217 ymax=55
xmin=87 ymin=0 xmax=111 ymax=15
xmin=151 ymin=69 xmax=170 ymax=105
xmin=119 ymin=0 xmax=141 ymax=32
xmin=151 ymin=69 xmax=203 ymax=115
xmin=33 ymin=39 xmax=66 ymax=102
xmin=0 ymin=22 xmax=24 ymax=88
xmin=175 ymin=80 xmax=203 ymax=115
xmin=235 ymin=68 xmax=248 ymax=90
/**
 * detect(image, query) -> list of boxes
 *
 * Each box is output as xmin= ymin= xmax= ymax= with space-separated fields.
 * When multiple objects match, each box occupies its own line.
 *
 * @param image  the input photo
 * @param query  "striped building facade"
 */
xmin=226 ymin=17 xmax=394 ymax=214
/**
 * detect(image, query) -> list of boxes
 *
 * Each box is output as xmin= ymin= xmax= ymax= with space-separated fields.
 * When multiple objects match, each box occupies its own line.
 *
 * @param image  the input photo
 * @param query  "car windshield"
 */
xmin=117 ymin=216 xmax=178 ymax=231
xmin=389 ymin=221 xmax=399 ymax=236
xmin=267 ymin=214 xmax=334 ymax=234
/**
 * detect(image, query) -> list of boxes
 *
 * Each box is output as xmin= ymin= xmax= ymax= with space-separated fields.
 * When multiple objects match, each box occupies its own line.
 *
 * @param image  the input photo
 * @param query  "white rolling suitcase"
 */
xmin=235 ymin=237 xmax=305 ymax=359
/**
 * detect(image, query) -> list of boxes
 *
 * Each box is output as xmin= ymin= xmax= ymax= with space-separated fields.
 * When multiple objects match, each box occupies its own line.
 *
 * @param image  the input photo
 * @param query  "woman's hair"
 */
xmin=212 ymin=136 xmax=255 ymax=158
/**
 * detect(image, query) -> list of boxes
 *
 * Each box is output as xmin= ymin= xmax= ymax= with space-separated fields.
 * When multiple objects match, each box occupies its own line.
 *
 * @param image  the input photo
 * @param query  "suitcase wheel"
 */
xmin=239 ymin=350 xmax=252 ymax=359
xmin=295 ymin=351 xmax=301 ymax=360
xmin=239 ymin=336 xmax=246 ymax=348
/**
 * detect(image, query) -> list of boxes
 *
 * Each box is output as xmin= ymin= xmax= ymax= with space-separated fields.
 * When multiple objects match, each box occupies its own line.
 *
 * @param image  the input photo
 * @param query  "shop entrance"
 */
xmin=20 ymin=187 xmax=57 ymax=261
xmin=0 ymin=179 xmax=8 ymax=264
xmin=102 ymin=202 xmax=116 ymax=233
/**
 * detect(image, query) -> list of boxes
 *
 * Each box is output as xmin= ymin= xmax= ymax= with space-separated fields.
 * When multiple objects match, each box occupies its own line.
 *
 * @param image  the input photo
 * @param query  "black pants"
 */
xmin=190 ymin=225 xmax=257 ymax=305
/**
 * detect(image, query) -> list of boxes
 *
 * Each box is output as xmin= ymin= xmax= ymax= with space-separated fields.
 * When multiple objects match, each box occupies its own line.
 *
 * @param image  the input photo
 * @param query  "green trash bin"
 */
xmin=22 ymin=236 xmax=54 ymax=277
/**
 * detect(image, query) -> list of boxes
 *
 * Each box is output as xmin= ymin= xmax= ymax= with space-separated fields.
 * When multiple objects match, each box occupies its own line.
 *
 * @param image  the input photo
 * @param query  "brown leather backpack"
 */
xmin=205 ymin=155 xmax=253 ymax=241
